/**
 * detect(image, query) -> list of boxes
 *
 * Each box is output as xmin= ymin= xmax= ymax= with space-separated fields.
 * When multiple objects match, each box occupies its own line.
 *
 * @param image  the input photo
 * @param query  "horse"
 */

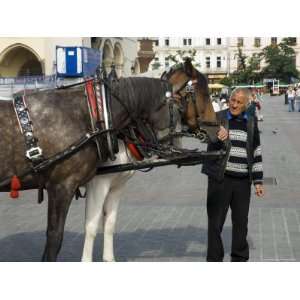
xmin=81 ymin=109 xmax=182 ymax=262
xmin=0 ymin=77 xmax=180 ymax=261
xmin=81 ymin=60 xmax=221 ymax=262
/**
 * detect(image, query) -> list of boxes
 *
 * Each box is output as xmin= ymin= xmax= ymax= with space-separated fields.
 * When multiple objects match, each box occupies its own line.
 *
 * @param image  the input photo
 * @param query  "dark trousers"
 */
xmin=206 ymin=175 xmax=251 ymax=262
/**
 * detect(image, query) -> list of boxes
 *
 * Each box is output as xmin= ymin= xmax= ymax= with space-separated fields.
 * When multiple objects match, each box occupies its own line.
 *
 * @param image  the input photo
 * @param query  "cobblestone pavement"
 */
xmin=1 ymin=95 xmax=300 ymax=262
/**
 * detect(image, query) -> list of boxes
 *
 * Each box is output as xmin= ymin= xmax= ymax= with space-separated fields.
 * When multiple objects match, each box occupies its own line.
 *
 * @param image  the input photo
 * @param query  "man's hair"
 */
xmin=230 ymin=88 xmax=251 ymax=103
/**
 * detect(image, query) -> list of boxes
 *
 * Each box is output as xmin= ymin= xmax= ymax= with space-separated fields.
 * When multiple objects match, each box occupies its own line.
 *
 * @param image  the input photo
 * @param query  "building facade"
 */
xmin=0 ymin=37 xmax=139 ymax=79
xmin=149 ymin=37 xmax=300 ymax=83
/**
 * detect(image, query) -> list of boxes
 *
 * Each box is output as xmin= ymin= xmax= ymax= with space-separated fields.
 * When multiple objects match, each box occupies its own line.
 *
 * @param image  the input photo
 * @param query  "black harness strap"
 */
xmin=0 ymin=129 xmax=113 ymax=189
xmin=13 ymin=95 xmax=43 ymax=163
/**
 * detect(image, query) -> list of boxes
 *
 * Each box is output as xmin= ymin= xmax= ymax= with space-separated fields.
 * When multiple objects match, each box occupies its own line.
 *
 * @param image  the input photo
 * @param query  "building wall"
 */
xmin=0 ymin=38 xmax=89 ymax=76
xmin=151 ymin=37 xmax=300 ymax=81
xmin=0 ymin=37 xmax=138 ymax=78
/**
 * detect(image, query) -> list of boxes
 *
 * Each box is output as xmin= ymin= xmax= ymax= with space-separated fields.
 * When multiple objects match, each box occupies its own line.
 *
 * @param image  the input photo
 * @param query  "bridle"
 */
xmin=161 ymin=63 xmax=220 ymax=143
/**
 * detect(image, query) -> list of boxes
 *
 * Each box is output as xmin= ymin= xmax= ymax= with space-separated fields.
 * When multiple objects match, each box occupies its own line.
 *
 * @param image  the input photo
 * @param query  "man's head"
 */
xmin=228 ymin=88 xmax=250 ymax=116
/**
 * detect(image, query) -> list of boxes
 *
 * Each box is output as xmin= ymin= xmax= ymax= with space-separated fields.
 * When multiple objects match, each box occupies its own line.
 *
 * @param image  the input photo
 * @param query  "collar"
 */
xmin=227 ymin=110 xmax=248 ymax=121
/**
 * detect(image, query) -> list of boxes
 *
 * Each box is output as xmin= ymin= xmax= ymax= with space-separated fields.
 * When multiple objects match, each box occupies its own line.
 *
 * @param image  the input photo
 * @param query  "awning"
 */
xmin=232 ymin=83 xmax=265 ymax=88
xmin=209 ymin=83 xmax=225 ymax=89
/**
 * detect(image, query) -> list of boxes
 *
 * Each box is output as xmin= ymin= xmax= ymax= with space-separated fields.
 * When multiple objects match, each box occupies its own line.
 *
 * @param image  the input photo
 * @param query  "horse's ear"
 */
xmin=183 ymin=57 xmax=193 ymax=77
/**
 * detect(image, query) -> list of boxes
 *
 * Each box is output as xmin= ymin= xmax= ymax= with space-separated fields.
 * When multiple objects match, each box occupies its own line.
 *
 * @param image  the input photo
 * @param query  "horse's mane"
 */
xmin=111 ymin=77 xmax=170 ymax=117
xmin=13 ymin=78 xmax=170 ymax=120
xmin=192 ymin=69 xmax=210 ymax=102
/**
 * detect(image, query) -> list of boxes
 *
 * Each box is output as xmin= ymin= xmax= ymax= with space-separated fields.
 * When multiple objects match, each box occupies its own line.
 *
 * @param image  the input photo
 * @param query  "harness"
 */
xmin=4 ymin=68 xmax=180 ymax=196
xmin=2 ymin=66 xmax=225 ymax=199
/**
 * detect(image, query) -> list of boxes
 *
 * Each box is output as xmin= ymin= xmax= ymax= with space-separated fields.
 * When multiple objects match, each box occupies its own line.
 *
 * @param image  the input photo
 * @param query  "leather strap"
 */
xmin=13 ymin=95 xmax=43 ymax=163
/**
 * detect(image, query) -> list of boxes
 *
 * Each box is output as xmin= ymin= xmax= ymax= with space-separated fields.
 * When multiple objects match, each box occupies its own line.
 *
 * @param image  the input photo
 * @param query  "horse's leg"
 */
xmin=102 ymin=182 xmax=125 ymax=262
xmin=81 ymin=177 xmax=110 ymax=262
xmin=42 ymin=184 xmax=75 ymax=262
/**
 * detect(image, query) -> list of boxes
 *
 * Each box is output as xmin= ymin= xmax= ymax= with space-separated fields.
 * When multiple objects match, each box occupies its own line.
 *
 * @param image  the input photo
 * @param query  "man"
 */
xmin=202 ymin=88 xmax=264 ymax=262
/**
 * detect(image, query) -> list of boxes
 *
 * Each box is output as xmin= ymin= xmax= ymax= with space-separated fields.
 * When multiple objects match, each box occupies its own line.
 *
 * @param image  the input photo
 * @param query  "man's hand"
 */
xmin=255 ymin=184 xmax=265 ymax=197
xmin=217 ymin=126 xmax=229 ymax=141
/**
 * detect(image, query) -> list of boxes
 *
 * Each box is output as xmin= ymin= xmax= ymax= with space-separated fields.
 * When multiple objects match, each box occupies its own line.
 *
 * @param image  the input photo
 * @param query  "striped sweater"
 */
xmin=225 ymin=114 xmax=263 ymax=185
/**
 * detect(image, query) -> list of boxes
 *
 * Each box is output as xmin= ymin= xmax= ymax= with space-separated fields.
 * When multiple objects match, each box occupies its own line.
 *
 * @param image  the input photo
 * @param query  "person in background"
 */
xmin=220 ymin=99 xmax=229 ymax=110
xmin=295 ymin=85 xmax=300 ymax=112
xmin=286 ymin=86 xmax=296 ymax=112
xmin=212 ymin=97 xmax=221 ymax=112
xmin=250 ymin=91 xmax=263 ymax=121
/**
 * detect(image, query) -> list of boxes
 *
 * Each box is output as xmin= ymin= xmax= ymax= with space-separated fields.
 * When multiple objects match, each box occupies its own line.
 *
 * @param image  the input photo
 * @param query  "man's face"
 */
xmin=229 ymin=91 xmax=248 ymax=116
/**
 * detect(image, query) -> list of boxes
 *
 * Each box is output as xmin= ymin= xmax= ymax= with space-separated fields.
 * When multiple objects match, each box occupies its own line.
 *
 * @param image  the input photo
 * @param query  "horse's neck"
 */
xmin=196 ymin=91 xmax=217 ymax=123
xmin=110 ymin=80 xmax=163 ymax=130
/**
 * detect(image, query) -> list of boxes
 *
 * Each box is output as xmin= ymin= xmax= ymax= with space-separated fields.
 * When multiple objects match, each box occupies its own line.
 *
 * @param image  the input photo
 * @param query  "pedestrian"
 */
xmin=220 ymin=99 xmax=228 ymax=110
xmin=250 ymin=91 xmax=263 ymax=121
xmin=295 ymin=85 xmax=300 ymax=112
xmin=212 ymin=97 xmax=221 ymax=112
xmin=202 ymin=87 xmax=264 ymax=262
xmin=286 ymin=86 xmax=295 ymax=112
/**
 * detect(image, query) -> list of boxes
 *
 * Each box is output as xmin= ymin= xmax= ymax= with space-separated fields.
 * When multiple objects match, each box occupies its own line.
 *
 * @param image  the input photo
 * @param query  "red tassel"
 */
xmin=127 ymin=143 xmax=143 ymax=161
xmin=10 ymin=175 xmax=21 ymax=199
xmin=10 ymin=190 xmax=19 ymax=199
xmin=11 ymin=175 xmax=21 ymax=190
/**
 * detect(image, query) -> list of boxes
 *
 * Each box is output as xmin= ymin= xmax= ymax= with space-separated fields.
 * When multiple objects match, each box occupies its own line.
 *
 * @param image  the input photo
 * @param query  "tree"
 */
xmin=220 ymin=47 xmax=262 ymax=86
xmin=259 ymin=38 xmax=298 ymax=83
xmin=165 ymin=49 xmax=201 ymax=68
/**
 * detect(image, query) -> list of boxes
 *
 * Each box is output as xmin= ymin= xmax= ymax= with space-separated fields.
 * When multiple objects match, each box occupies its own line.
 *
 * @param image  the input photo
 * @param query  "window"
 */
xmin=206 ymin=38 xmax=210 ymax=45
xmin=254 ymin=37 xmax=261 ymax=47
xmin=152 ymin=57 xmax=160 ymax=70
xmin=217 ymin=38 xmax=222 ymax=45
xmin=154 ymin=40 xmax=159 ymax=46
xmin=183 ymin=38 xmax=192 ymax=46
xmin=165 ymin=57 xmax=170 ymax=68
xmin=237 ymin=58 xmax=242 ymax=70
xmin=217 ymin=56 xmax=221 ymax=68
xmin=165 ymin=38 xmax=169 ymax=46
xmin=271 ymin=37 xmax=277 ymax=45
xmin=253 ymin=54 xmax=260 ymax=70
xmin=288 ymin=37 xmax=297 ymax=45
xmin=237 ymin=37 xmax=244 ymax=47
xmin=206 ymin=57 xmax=210 ymax=68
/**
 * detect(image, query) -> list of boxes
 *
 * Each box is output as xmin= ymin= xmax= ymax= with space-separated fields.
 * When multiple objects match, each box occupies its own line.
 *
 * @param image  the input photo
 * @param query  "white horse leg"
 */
xmin=102 ymin=183 xmax=125 ymax=262
xmin=81 ymin=177 xmax=110 ymax=262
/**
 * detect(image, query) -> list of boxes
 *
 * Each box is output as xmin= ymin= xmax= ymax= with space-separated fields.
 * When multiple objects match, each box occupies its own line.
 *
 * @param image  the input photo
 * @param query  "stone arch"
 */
xmin=102 ymin=39 xmax=114 ymax=74
xmin=113 ymin=42 xmax=124 ymax=77
xmin=91 ymin=37 xmax=103 ymax=50
xmin=133 ymin=58 xmax=140 ymax=74
xmin=0 ymin=43 xmax=43 ymax=77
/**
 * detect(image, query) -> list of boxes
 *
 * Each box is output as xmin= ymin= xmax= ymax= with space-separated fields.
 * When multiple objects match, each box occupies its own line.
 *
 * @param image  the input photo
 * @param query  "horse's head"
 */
xmin=161 ymin=58 xmax=219 ymax=143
